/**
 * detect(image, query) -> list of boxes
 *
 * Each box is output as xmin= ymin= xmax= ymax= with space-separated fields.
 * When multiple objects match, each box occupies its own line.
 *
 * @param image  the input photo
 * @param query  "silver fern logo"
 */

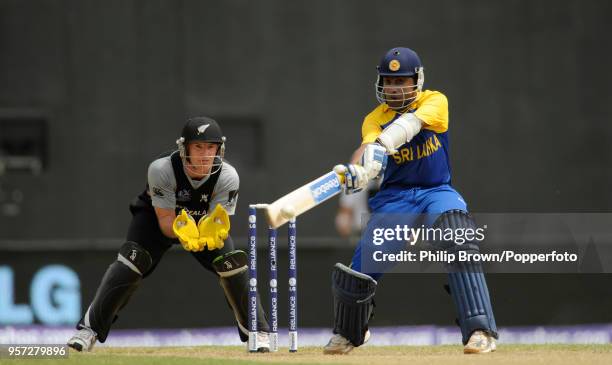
xmin=197 ymin=124 xmax=210 ymax=135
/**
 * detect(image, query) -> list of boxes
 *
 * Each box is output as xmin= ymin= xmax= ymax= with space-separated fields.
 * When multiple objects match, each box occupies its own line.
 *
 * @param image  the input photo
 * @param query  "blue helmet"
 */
xmin=375 ymin=47 xmax=425 ymax=110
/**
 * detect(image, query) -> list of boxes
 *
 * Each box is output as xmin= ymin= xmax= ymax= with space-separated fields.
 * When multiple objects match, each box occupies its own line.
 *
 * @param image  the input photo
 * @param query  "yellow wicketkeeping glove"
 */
xmin=172 ymin=209 xmax=203 ymax=252
xmin=197 ymin=204 xmax=230 ymax=251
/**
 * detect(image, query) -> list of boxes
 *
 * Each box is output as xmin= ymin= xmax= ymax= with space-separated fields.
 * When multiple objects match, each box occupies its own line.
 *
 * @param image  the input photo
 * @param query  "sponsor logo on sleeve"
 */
xmin=227 ymin=190 xmax=238 ymax=205
xmin=152 ymin=187 xmax=164 ymax=197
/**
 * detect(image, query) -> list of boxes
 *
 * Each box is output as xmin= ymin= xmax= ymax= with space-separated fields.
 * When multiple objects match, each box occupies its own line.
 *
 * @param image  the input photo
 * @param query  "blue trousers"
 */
xmin=350 ymin=184 xmax=467 ymax=279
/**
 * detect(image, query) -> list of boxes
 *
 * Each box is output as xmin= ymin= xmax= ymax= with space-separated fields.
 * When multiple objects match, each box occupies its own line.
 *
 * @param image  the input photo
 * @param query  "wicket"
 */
xmin=248 ymin=204 xmax=298 ymax=353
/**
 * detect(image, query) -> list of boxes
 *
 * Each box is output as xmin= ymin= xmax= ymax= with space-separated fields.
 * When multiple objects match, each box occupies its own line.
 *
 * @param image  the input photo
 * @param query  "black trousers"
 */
xmin=77 ymin=204 xmax=238 ymax=341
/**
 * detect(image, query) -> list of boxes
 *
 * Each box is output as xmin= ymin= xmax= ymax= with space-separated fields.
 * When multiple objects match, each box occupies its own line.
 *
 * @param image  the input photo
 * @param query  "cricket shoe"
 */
xmin=256 ymin=331 xmax=270 ymax=353
xmin=464 ymin=330 xmax=497 ymax=354
xmin=323 ymin=330 xmax=370 ymax=355
xmin=67 ymin=326 xmax=97 ymax=352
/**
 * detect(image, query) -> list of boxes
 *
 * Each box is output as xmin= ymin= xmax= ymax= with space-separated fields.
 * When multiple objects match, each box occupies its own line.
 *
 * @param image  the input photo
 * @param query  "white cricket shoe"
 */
xmin=323 ymin=330 xmax=370 ymax=355
xmin=67 ymin=327 xmax=97 ymax=352
xmin=464 ymin=330 xmax=497 ymax=354
xmin=256 ymin=331 xmax=270 ymax=353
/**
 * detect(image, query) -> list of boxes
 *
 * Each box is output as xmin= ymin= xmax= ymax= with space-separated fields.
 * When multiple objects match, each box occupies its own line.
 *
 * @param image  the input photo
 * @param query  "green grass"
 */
xmin=5 ymin=344 xmax=612 ymax=365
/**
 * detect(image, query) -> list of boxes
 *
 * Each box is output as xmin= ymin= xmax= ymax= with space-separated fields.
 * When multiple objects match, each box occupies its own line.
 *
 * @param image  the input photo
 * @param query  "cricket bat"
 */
xmin=265 ymin=170 xmax=345 ymax=228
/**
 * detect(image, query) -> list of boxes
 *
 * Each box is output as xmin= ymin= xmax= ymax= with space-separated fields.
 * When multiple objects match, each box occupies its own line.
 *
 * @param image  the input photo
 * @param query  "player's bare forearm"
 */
xmin=351 ymin=144 xmax=368 ymax=164
xmin=159 ymin=216 xmax=177 ymax=238
xmin=154 ymin=207 xmax=177 ymax=239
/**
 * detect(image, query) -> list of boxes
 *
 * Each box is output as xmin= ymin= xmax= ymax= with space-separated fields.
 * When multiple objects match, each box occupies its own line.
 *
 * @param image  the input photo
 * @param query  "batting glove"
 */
xmin=361 ymin=143 xmax=388 ymax=179
xmin=334 ymin=164 xmax=368 ymax=194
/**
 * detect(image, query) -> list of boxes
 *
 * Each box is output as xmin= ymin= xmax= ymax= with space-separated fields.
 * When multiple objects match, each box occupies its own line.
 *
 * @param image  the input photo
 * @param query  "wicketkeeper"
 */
xmin=67 ymin=117 xmax=271 ymax=352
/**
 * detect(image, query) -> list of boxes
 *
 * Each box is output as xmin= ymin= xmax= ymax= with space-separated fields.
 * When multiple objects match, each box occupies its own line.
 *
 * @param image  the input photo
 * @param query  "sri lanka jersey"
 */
xmin=361 ymin=90 xmax=452 ymax=189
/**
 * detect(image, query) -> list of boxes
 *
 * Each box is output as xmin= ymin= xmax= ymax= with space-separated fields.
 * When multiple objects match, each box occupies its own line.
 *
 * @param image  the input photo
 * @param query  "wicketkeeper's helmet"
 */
xmin=176 ymin=116 xmax=226 ymax=175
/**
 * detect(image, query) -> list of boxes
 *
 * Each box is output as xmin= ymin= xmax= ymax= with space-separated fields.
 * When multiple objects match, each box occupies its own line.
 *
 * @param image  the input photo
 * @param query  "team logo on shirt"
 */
xmin=392 ymin=134 xmax=443 ymax=164
xmin=200 ymin=194 xmax=209 ymax=203
xmin=177 ymin=189 xmax=191 ymax=202
xmin=152 ymin=187 xmax=164 ymax=197
xmin=389 ymin=59 xmax=401 ymax=72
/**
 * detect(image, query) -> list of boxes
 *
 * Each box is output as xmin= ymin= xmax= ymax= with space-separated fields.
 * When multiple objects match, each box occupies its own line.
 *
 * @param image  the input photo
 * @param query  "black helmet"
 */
xmin=176 ymin=116 xmax=226 ymax=175
xmin=180 ymin=116 xmax=225 ymax=144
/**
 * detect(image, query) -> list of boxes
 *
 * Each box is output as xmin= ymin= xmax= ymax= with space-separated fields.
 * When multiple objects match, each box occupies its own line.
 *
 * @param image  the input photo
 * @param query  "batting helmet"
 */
xmin=375 ymin=47 xmax=425 ymax=110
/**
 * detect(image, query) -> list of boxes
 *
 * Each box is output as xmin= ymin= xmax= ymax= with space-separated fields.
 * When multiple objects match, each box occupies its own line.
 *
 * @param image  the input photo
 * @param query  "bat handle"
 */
xmin=335 ymin=171 xmax=346 ymax=184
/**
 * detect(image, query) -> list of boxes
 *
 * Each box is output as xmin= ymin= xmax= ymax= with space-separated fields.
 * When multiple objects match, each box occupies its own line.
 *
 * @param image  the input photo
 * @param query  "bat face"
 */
xmin=265 ymin=171 xmax=344 ymax=228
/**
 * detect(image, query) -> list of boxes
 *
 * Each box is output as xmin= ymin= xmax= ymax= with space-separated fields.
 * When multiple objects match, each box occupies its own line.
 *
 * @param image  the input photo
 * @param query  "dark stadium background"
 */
xmin=1 ymin=0 xmax=610 ymax=330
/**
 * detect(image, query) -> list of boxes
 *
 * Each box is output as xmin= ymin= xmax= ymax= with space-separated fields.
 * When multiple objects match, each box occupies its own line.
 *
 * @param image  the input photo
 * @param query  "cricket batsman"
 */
xmin=324 ymin=47 xmax=498 ymax=354
xmin=67 ymin=117 xmax=271 ymax=352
